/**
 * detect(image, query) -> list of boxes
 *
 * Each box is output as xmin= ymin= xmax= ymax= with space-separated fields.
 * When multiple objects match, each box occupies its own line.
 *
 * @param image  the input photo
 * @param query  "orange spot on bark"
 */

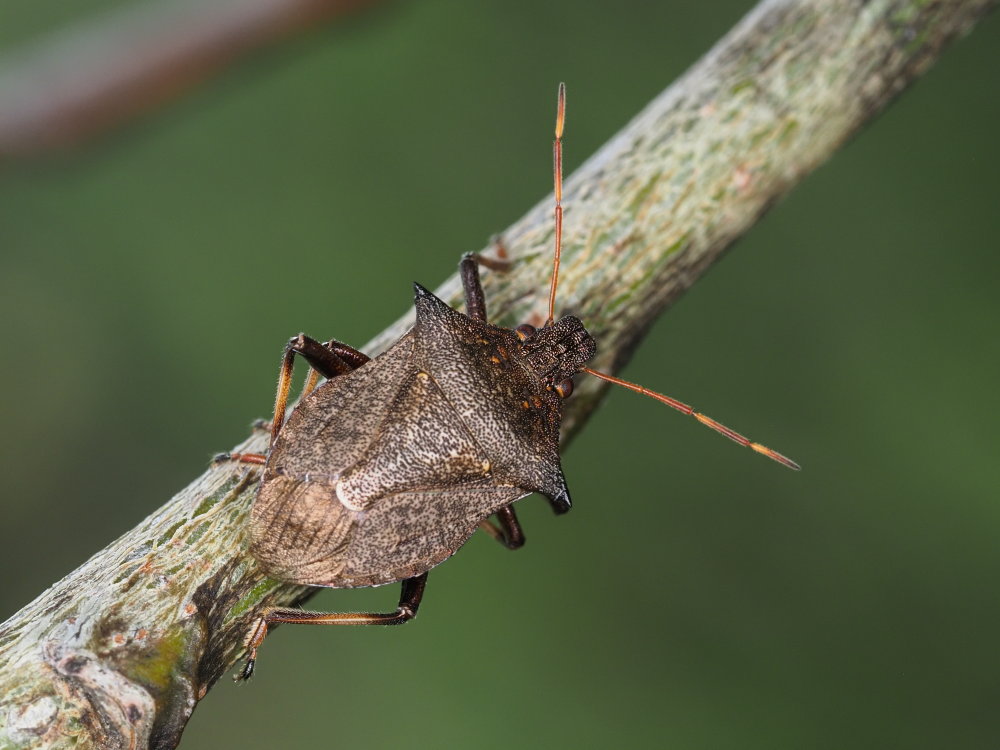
xmin=733 ymin=165 xmax=752 ymax=190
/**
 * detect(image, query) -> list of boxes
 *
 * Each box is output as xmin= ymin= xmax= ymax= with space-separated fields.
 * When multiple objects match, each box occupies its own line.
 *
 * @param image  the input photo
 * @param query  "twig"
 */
xmin=0 ymin=0 xmax=375 ymax=157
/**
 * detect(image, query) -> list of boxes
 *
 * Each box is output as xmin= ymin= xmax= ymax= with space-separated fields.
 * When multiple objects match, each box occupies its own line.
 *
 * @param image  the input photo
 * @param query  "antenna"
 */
xmin=542 ymin=84 xmax=797 ymax=470
xmin=581 ymin=367 xmax=801 ymax=470
xmin=545 ymin=82 xmax=566 ymax=327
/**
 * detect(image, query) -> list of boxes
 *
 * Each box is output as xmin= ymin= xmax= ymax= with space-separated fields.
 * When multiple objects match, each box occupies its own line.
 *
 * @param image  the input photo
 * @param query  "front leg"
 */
xmin=215 ymin=334 xmax=370 ymax=466
xmin=267 ymin=334 xmax=370 ymax=446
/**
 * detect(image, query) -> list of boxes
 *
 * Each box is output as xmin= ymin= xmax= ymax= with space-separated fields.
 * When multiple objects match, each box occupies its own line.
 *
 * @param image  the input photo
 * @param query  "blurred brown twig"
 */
xmin=0 ymin=0 xmax=375 ymax=157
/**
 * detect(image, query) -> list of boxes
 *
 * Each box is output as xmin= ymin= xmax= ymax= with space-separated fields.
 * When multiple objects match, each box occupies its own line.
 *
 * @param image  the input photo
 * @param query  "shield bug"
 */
xmin=219 ymin=83 xmax=798 ymax=680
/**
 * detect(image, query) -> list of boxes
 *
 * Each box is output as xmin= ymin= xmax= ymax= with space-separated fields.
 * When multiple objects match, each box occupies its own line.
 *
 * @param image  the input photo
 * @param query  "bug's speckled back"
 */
xmin=248 ymin=286 xmax=576 ymax=588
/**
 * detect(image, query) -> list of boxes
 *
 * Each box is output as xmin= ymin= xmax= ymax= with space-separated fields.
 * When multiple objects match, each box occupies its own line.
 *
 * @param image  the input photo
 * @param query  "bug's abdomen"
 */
xmin=249 ymin=474 xmax=355 ymax=586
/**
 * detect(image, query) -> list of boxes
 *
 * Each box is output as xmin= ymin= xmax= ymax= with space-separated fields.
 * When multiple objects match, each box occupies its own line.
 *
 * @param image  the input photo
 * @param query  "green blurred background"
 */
xmin=2 ymin=1 xmax=999 ymax=747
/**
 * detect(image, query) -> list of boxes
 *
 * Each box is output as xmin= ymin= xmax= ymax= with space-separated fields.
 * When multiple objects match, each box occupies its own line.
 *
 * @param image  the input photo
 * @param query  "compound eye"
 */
xmin=514 ymin=323 xmax=537 ymax=341
xmin=555 ymin=378 xmax=574 ymax=398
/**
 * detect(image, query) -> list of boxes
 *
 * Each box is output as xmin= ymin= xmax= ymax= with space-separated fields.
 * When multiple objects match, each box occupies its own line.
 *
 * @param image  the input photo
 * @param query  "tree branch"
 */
xmin=0 ymin=1 xmax=993 ymax=747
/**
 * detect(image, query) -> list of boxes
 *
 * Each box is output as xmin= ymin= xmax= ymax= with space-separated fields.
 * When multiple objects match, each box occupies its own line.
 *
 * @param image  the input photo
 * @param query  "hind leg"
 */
xmin=237 ymin=573 xmax=428 ymax=680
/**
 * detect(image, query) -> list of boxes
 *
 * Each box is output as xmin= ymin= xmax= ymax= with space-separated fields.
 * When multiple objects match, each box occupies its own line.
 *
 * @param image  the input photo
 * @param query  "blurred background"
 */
xmin=1 ymin=1 xmax=998 ymax=748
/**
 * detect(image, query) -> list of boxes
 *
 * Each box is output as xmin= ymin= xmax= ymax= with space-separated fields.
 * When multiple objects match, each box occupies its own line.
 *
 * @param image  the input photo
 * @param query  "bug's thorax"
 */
xmin=515 ymin=316 xmax=596 ymax=387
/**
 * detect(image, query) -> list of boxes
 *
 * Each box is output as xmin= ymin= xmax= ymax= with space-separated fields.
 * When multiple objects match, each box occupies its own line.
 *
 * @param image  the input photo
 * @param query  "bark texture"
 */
xmin=0 ymin=1 xmax=993 ymax=747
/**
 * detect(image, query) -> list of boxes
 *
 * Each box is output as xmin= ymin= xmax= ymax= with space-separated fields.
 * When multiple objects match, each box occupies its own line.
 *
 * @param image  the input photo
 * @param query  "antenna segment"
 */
xmin=540 ymin=84 xmax=798 ymax=471
xmin=581 ymin=367 xmax=801 ymax=470
xmin=546 ymin=82 xmax=566 ymax=327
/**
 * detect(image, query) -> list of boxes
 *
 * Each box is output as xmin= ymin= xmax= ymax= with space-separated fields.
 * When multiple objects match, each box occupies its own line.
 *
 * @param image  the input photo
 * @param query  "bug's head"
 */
xmin=513 ymin=316 xmax=596 ymax=397
xmin=502 ymin=84 xmax=596 ymax=400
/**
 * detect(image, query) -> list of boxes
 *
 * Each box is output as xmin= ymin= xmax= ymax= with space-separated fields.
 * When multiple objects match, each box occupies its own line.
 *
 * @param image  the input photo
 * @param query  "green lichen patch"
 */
xmin=748 ymin=125 xmax=776 ymax=150
xmin=662 ymin=233 xmax=689 ymax=260
xmin=778 ymin=119 xmax=800 ymax=144
xmin=192 ymin=494 xmax=221 ymax=519
xmin=184 ymin=523 xmax=209 ymax=546
xmin=120 ymin=625 xmax=193 ymax=692
xmin=628 ymin=172 xmax=661 ymax=218
xmin=226 ymin=578 xmax=279 ymax=622
xmin=165 ymin=561 xmax=187 ymax=576
xmin=191 ymin=477 xmax=245 ymax=518
xmin=602 ymin=234 xmax=688 ymax=316
xmin=157 ymin=520 xmax=186 ymax=547
xmin=889 ymin=2 xmax=921 ymax=27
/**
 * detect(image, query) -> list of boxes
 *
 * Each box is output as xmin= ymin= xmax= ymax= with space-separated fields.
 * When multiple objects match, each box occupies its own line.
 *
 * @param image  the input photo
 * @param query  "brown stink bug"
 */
xmin=219 ymin=83 xmax=798 ymax=680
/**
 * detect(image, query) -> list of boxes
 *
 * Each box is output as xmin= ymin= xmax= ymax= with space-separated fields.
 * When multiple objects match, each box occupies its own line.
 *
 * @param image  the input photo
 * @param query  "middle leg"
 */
xmin=461 ymin=250 xmax=524 ymax=546
xmin=460 ymin=251 xmax=511 ymax=322
xmin=477 ymin=505 xmax=525 ymax=550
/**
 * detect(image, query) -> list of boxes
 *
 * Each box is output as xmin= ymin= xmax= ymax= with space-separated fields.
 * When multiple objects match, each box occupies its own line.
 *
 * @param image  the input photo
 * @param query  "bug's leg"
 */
xmin=213 ymin=451 xmax=268 ymax=465
xmin=237 ymin=573 xmax=428 ymax=681
xmin=477 ymin=505 xmax=525 ymax=550
xmin=215 ymin=335 xmax=370 ymax=466
xmin=460 ymin=251 xmax=511 ymax=322
xmin=461 ymin=247 xmax=521 ymax=544
xmin=267 ymin=333 xmax=371 ymax=447
xmin=316 ymin=338 xmax=371 ymax=371
xmin=299 ymin=338 xmax=370 ymax=399
xmin=299 ymin=367 xmax=322 ymax=401
xmin=247 ymin=337 xmax=370 ymax=430
xmin=489 ymin=233 xmax=509 ymax=260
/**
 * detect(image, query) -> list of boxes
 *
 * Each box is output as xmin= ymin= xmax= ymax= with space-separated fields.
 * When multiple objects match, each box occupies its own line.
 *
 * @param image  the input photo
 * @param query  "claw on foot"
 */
xmin=234 ymin=616 xmax=269 ymax=681
xmin=234 ymin=655 xmax=256 ymax=682
xmin=489 ymin=233 xmax=510 ymax=260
